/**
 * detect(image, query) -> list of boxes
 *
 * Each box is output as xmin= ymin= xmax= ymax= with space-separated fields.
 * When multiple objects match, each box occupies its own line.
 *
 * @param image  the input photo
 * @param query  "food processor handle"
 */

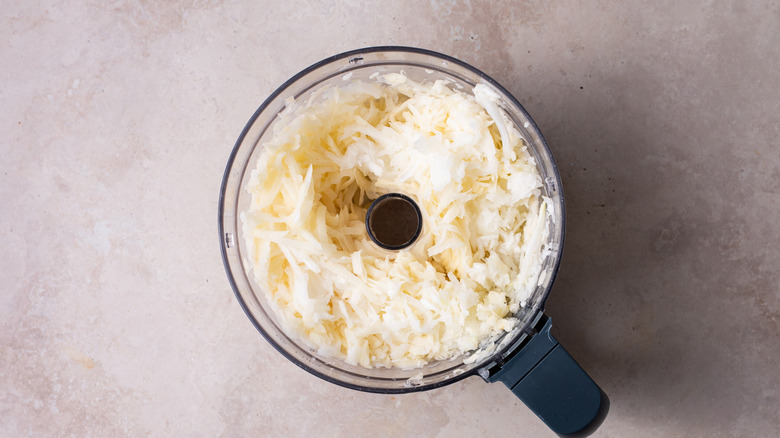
xmin=487 ymin=315 xmax=609 ymax=437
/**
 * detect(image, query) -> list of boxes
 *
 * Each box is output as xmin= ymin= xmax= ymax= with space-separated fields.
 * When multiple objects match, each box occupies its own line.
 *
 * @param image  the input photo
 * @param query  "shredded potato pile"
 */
xmin=242 ymin=73 xmax=549 ymax=369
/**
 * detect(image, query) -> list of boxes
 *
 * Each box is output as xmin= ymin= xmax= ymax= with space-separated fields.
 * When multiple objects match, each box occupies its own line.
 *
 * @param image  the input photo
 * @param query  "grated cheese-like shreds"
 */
xmin=241 ymin=73 xmax=549 ymax=369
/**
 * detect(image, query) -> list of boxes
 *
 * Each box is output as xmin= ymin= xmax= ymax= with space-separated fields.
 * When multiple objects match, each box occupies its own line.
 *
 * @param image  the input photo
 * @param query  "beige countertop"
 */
xmin=2 ymin=1 xmax=778 ymax=436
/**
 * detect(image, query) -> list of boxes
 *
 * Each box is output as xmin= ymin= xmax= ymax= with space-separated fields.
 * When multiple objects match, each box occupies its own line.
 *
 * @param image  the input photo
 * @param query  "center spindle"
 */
xmin=365 ymin=193 xmax=422 ymax=250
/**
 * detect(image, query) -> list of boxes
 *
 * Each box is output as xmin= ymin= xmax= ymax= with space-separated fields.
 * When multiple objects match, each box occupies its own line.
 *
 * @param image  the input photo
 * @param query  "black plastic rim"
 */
xmin=217 ymin=46 xmax=567 ymax=394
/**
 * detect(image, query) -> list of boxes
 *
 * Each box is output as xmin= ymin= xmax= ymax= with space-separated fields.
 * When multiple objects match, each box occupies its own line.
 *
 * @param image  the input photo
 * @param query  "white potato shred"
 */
xmin=242 ymin=73 xmax=549 ymax=369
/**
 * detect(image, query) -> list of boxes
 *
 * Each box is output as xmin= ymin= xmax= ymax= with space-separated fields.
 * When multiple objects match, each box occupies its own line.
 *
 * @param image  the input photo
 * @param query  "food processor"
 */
xmin=219 ymin=47 xmax=609 ymax=436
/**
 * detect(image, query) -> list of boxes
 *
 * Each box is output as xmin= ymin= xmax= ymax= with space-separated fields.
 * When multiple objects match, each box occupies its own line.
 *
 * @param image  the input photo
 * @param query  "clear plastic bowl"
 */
xmin=218 ymin=47 xmax=565 ymax=393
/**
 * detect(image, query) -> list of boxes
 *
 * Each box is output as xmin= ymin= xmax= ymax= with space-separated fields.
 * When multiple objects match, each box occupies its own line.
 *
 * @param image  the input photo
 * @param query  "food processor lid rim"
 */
xmin=218 ymin=46 xmax=566 ymax=393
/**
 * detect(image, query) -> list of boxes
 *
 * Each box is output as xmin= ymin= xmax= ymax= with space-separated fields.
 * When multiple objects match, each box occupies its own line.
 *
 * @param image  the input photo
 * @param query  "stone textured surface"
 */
xmin=2 ymin=1 xmax=779 ymax=436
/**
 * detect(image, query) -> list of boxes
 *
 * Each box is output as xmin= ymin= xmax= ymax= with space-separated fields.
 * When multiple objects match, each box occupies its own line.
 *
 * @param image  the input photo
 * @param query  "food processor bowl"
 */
xmin=219 ymin=47 xmax=608 ymax=436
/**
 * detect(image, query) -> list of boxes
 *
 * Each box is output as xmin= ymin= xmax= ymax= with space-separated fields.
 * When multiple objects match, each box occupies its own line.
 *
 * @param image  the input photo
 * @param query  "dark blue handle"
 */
xmin=488 ymin=316 xmax=609 ymax=437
